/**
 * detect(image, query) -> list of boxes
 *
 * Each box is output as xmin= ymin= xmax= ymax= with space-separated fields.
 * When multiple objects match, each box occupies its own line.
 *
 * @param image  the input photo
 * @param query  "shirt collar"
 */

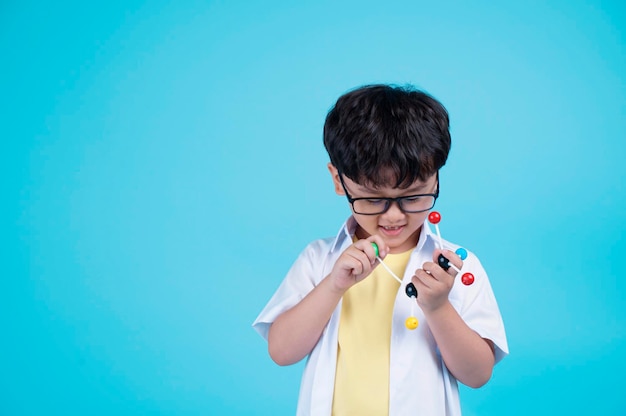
xmin=330 ymin=216 xmax=436 ymax=254
xmin=330 ymin=216 xmax=358 ymax=253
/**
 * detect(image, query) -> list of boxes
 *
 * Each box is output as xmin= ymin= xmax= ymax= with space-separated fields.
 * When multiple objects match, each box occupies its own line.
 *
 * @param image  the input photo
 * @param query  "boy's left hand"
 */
xmin=411 ymin=249 xmax=463 ymax=312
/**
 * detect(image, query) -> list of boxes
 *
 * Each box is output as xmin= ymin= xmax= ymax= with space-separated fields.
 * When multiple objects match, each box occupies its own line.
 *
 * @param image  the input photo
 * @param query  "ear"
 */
xmin=327 ymin=163 xmax=345 ymax=196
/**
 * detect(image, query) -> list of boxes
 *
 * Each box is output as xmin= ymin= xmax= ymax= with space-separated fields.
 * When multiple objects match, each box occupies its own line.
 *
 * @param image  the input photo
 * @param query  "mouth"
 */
xmin=380 ymin=225 xmax=405 ymax=236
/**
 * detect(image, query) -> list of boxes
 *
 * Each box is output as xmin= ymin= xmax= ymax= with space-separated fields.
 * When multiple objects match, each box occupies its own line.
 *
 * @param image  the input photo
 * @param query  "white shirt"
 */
xmin=253 ymin=217 xmax=508 ymax=416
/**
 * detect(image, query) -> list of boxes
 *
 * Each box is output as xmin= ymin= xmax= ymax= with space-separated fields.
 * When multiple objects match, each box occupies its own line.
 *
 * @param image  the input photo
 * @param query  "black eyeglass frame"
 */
xmin=338 ymin=172 xmax=440 ymax=215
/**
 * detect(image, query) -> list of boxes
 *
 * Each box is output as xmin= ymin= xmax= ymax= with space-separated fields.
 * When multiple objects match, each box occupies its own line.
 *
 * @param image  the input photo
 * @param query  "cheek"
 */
xmin=353 ymin=215 xmax=380 ymax=235
xmin=412 ymin=212 xmax=429 ymax=224
xmin=407 ymin=214 xmax=428 ymax=231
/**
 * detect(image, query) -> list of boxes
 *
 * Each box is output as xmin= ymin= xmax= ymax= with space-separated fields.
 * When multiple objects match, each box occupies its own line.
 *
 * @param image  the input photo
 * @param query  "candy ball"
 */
xmin=405 ymin=316 xmax=419 ymax=330
xmin=371 ymin=242 xmax=379 ymax=257
xmin=455 ymin=247 xmax=468 ymax=260
xmin=461 ymin=272 xmax=475 ymax=285
xmin=428 ymin=211 xmax=441 ymax=224
xmin=405 ymin=283 xmax=418 ymax=298
xmin=437 ymin=253 xmax=451 ymax=270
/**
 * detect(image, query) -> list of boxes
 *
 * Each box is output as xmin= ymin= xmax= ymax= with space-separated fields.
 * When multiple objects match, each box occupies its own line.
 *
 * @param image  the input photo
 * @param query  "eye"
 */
xmin=364 ymin=199 xmax=386 ymax=206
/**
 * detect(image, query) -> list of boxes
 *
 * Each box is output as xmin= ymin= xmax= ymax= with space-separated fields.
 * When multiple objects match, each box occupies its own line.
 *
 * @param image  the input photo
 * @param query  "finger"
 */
xmin=367 ymin=235 xmax=389 ymax=259
xmin=346 ymin=249 xmax=372 ymax=276
xmin=432 ymin=250 xmax=463 ymax=277
xmin=343 ymin=253 xmax=364 ymax=276
xmin=412 ymin=269 xmax=435 ymax=290
xmin=353 ymin=240 xmax=378 ymax=266
xmin=423 ymin=261 xmax=454 ymax=283
xmin=446 ymin=250 xmax=463 ymax=269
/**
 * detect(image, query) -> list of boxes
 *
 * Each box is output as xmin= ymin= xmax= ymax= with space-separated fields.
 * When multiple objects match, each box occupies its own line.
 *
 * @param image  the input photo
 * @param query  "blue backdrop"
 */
xmin=2 ymin=1 xmax=625 ymax=414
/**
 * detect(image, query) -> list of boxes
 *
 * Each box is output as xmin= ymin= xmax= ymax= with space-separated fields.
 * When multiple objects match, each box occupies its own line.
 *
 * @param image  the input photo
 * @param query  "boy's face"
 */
xmin=328 ymin=164 xmax=438 ymax=254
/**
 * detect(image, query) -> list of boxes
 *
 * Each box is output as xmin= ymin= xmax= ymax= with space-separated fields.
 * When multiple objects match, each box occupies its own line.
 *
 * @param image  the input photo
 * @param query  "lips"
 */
xmin=380 ymin=225 xmax=405 ymax=236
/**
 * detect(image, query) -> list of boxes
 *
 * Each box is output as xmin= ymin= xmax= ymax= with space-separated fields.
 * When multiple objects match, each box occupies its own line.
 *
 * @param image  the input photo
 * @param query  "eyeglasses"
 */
xmin=338 ymin=172 xmax=439 ymax=215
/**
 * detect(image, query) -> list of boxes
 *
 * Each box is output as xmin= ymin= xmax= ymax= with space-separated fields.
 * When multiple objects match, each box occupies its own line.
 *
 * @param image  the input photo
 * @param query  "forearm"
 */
xmin=267 ymin=276 xmax=345 ymax=366
xmin=425 ymin=301 xmax=495 ymax=388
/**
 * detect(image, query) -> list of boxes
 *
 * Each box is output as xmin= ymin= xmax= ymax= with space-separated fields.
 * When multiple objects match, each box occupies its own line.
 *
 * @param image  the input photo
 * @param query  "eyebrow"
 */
xmin=355 ymin=181 xmax=430 ymax=195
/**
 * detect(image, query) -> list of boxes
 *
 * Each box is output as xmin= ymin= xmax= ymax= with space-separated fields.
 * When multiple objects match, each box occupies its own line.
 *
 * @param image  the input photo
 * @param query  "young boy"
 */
xmin=253 ymin=84 xmax=508 ymax=415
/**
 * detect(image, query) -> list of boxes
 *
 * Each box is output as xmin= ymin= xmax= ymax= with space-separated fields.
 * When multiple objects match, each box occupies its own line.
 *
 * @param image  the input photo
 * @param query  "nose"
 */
xmin=383 ymin=200 xmax=405 ymax=221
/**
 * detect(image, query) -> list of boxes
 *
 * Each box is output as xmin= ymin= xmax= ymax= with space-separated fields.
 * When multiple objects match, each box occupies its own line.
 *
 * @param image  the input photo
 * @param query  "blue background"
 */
xmin=2 ymin=1 xmax=625 ymax=414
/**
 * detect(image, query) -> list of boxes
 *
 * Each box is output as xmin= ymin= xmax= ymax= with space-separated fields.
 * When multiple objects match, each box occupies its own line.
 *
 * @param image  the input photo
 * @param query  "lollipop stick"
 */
xmin=371 ymin=242 xmax=402 ymax=284
xmin=376 ymin=256 xmax=403 ymax=284
xmin=448 ymin=262 xmax=461 ymax=274
xmin=434 ymin=223 xmax=443 ymax=250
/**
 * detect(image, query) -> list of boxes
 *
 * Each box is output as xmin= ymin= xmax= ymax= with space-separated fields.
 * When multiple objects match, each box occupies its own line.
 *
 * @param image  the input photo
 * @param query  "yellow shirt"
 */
xmin=332 ymin=248 xmax=412 ymax=416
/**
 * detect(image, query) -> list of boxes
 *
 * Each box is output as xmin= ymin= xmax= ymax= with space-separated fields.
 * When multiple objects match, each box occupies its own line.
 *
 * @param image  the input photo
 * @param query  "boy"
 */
xmin=253 ymin=84 xmax=508 ymax=415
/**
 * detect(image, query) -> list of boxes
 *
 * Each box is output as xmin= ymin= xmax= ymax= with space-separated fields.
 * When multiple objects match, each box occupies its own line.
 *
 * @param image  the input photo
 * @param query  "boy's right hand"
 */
xmin=328 ymin=236 xmax=388 ymax=293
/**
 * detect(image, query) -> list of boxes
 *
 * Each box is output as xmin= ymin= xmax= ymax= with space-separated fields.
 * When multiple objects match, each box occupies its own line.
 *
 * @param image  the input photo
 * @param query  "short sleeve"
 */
xmin=449 ymin=252 xmax=509 ymax=364
xmin=252 ymin=239 xmax=331 ymax=340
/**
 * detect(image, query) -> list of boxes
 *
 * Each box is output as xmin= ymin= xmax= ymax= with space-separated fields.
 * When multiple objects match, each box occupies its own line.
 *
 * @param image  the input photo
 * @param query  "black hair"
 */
xmin=323 ymin=84 xmax=451 ymax=188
